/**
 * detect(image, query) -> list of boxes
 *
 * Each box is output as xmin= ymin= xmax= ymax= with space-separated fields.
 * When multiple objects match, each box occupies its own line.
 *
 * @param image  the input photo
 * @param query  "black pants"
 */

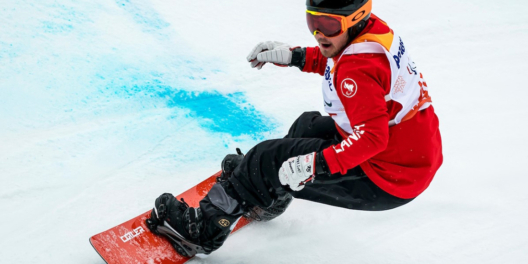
xmin=228 ymin=112 xmax=413 ymax=212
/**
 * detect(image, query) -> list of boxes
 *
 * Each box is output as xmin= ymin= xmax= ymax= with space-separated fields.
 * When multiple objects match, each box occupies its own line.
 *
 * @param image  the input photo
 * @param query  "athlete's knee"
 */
xmin=286 ymin=111 xmax=322 ymax=138
xmin=247 ymin=139 xmax=287 ymax=160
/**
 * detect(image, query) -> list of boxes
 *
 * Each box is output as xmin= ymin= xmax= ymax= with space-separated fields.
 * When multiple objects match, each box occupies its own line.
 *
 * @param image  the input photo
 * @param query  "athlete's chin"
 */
xmin=319 ymin=45 xmax=339 ymax=58
xmin=320 ymin=48 xmax=339 ymax=58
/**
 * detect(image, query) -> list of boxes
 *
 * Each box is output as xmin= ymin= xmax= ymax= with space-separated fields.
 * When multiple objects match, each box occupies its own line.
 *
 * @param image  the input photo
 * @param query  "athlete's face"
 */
xmin=315 ymin=32 xmax=349 ymax=58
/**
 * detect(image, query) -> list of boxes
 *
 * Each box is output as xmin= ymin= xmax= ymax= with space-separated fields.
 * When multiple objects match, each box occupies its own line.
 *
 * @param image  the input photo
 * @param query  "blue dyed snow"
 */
xmin=157 ymin=87 xmax=276 ymax=137
xmin=0 ymin=0 xmax=277 ymax=140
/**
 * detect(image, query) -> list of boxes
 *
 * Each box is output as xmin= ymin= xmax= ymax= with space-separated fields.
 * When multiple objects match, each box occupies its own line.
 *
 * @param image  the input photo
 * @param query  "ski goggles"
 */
xmin=306 ymin=0 xmax=372 ymax=38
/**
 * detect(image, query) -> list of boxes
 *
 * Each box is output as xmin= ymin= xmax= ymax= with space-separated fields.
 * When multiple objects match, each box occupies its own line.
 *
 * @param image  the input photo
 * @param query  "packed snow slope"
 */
xmin=1 ymin=0 xmax=527 ymax=263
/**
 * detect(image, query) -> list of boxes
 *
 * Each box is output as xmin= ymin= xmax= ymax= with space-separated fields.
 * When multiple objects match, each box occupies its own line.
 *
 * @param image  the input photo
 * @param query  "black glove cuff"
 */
xmin=289 ymin=47 xmax=306 ymax=70
xmin=315 ymin=151 xmax=331 ymax=177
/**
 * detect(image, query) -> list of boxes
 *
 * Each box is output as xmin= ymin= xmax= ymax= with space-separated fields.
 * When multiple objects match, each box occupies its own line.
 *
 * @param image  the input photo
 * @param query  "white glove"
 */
xmin=246 ymin=41 xmax=294 ymax=70
xmin=278 ymin=152 xmax=316 ymax=191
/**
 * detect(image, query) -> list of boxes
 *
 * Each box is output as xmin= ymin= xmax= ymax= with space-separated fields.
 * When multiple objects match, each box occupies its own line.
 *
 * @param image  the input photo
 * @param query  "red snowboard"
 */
xmin=90 ymin=171 xmax=252 ymax=264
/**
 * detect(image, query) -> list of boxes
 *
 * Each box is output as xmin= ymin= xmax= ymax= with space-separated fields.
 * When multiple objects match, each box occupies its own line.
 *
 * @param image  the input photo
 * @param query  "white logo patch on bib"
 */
xmin=341 ymin=78 xmax=358 ymax=98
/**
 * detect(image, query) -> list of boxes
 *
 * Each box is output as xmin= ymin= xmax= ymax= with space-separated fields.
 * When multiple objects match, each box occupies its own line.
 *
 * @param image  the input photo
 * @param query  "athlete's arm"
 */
xmin=322 ymin=54 xmax=392 ymax=174
xmin=246 ymin=41 xmax=306 ymax=70
xmin=302 ymin=47 xmax=328 ymax=76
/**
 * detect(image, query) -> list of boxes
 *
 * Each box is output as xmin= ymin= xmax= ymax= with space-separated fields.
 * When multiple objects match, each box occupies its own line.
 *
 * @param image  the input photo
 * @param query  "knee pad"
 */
xmin=246 ymin=192 xmax=293 ymax=222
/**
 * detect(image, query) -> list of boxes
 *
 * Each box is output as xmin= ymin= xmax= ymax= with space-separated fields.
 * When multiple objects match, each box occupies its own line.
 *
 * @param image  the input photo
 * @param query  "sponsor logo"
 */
xmin=324 ymin=99 xmax=333 ymax=107
xmin=334 ymin=124 xmax=366 ymax=154
xmin=120 ymin=227 xmax=145 ymax=243
xmin=324 ymin=66 xmax=333 ymax=91
xmin=407 ymin=61 xmax=417 ymax=75
xmin=394 ymin=76 xmax=406 ymax=93
xmin=341 ymin=79 xmax=358 ymax=98
xmin=352 ymin=11 xmax=366 ymax=22
xmin=218 ymin=219 xmax=231 ymax=227
xmin=288 ymin=162 xmax=295 ymax=174
xmin=392 ymin=37 xmax=406 ymax=69
xmin=296 ymin=157 xmax=302 ymax=173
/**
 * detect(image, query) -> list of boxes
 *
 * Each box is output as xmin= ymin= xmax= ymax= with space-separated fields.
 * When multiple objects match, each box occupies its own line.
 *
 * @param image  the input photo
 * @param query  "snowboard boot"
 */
xmin=198 ymin=183 xmax=244 ymax=253
xmin=147 ymin=184 xmax=245 ymax=256
xmin=146 ymin=193 xmax=205 ymax=257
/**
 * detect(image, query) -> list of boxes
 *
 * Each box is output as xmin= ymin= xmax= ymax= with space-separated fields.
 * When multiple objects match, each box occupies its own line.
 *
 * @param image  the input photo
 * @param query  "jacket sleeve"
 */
xmin=302 ymin=47 xmax=327 ymax=76
xmin=321 ymin=53 xmax=392 ymax=175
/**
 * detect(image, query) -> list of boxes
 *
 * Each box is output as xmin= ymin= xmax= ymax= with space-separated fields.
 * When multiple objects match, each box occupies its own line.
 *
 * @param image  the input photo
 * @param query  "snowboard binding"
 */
xmin=145 ymin=194 xmax=207 ymax=257
xmin=217 ymin=147 xmax=244 ymax=183
xmin=146 ymin=218 xmax=206 ymax=257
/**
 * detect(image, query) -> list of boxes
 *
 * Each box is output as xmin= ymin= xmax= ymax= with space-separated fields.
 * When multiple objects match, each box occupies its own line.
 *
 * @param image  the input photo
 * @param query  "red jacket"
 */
xmin=302 ymin=16 xmax=443 ymax=199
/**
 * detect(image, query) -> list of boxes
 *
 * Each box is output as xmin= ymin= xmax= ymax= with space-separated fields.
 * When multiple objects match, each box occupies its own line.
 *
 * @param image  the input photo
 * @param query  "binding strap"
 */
xmin=186 ymin=207 xmax=201 ymax=240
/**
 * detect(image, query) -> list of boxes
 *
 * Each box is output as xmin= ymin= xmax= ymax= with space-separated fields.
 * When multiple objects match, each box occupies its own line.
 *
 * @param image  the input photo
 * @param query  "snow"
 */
xmin=1 ymin=0 xmax=528 ymax=263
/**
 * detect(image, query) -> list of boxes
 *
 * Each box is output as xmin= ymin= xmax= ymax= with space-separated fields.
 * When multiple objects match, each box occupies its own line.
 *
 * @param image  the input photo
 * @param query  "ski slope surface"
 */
xmin=1 ymin=0 xmax=527 ymax=263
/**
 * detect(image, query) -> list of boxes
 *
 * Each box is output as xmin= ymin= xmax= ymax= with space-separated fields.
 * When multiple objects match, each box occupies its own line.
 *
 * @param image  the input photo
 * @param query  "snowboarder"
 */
xmin=146 ymin=0 xmax=443 ymax=257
